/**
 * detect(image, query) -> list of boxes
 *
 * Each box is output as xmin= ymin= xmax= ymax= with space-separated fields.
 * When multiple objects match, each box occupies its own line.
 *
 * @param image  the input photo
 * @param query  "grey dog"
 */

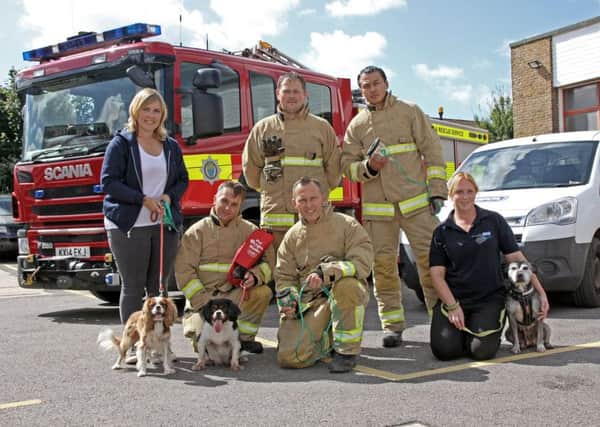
xmin=504 ymin=261 xmax=552 ymax=354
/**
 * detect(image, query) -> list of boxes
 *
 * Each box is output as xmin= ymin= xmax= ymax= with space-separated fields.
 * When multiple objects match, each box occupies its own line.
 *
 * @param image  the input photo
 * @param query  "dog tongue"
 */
xmin=214 ymin=319 xmax=223 ymax=333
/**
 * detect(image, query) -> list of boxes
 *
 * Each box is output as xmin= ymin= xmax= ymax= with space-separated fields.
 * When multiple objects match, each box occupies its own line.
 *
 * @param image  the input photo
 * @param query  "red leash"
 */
xmin=158 ymin=210 xmax=166 ymax=297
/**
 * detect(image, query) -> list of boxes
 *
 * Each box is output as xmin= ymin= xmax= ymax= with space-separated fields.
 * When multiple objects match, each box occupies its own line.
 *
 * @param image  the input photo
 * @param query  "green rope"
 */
xmin=378 ymin=147 xmax=429 ymax=189
xmin=161 ymin=200 xmax=176 ymax=231
xmin=440 ymin=304 xmax=506 ymax=338
xmin=292 ymin=283 xmax=336 ymax=365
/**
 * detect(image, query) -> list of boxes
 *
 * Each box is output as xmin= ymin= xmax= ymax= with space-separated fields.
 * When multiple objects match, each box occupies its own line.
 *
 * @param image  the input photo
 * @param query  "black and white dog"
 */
xmin=192 ymin=298 xmax=242 ymax=371
xmin=505 ymin=261 xmax=552 ymax=354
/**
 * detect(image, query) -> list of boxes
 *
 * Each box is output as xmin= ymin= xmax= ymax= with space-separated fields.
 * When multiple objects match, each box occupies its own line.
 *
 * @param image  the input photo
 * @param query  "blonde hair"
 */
xmin=448 ymin=172 xmax=479 ymax=196
xmin=126 ymin=88 xmax=168 ymax=141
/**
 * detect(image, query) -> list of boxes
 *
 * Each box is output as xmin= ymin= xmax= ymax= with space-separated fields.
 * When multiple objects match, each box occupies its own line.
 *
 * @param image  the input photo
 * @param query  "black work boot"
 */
xmin=240 ymin=340 xmax=264 ymax=354
xmin=328 ymin=352 xmax=357 ymax=373
xmin=382 ymin=331 xmax=403 ymax=348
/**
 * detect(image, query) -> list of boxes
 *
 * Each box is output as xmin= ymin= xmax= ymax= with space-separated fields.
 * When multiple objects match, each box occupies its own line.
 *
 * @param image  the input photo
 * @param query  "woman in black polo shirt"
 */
xmin=429 ymin=172 xmax=549 ymax=361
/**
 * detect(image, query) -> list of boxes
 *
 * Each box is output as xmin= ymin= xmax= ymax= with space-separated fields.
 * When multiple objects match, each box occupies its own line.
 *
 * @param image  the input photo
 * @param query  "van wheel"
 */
xmin=90 ymin=290 xmax=120 ymax=305
xmin=399 ymin=245 xmax=424 ymax=303
xmin=573 ymin=237 xmax=600 ymax=307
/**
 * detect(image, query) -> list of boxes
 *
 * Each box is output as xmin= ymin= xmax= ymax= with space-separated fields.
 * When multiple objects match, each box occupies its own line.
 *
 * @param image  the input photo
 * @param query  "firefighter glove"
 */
xmin=262 ymin=135 xmax=284 ymax=157
xmin=263 ymin=161 xmax=283 ymax=182
xmin=429 ymin=197 xmax=445 ymax=215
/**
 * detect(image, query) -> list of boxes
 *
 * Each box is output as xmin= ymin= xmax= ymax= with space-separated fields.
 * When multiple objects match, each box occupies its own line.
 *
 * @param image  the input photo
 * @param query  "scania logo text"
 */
xmin=44 ymin=164 xmax=93 ymax=181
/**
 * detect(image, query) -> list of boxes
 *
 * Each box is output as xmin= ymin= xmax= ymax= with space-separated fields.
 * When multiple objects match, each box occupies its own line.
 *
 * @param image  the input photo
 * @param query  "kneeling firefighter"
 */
xmin=276 ymin=177 xmax=374 ymax=373
xmin=175 ymin=181 xmax=274 ymax=354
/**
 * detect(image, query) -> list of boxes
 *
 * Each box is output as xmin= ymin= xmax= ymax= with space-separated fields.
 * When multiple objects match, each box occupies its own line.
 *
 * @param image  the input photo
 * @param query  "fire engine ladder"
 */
xmin=239 ymin=40 xmax=309 ymax=70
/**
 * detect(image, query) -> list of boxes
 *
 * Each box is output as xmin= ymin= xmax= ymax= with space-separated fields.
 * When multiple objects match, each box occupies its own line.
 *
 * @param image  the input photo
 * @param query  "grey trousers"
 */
xmin=107 ymin=224 xmax=179 ymax=323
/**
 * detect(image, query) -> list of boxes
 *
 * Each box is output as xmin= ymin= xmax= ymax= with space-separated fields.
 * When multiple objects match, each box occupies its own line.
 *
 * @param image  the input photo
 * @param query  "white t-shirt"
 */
xmin=104 ymin=145 xmax=167 ymax=230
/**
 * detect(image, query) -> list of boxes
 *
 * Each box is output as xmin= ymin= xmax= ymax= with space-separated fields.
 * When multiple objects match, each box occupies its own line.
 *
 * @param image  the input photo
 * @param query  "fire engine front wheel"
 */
xmin=90 ymin=290 xmax=120 ymax=305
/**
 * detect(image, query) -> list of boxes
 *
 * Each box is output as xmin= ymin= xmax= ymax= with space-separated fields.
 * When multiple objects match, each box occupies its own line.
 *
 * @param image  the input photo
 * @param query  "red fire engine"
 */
xmin=13 ymin=23 xmax=360 ymax=302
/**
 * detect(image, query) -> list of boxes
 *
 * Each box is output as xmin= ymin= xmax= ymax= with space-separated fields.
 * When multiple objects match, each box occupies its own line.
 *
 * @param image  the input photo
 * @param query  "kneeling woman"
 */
xmin=429 ymin=172 xmax=549 ymax=361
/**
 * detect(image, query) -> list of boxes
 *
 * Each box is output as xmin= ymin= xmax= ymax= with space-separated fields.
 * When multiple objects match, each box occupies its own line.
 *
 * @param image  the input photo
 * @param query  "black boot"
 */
xmin=241 ymin=340 xmax=264 ymax=354
xmin=382 ymin=331 xmax=403 ymax=348
xmin=328 ymin=351 xmax=357 ymax=373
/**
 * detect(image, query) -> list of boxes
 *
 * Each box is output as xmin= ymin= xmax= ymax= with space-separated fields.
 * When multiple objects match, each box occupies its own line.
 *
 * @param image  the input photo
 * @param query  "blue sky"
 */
xmin=1 ymin=0 xmax=599 ymax=119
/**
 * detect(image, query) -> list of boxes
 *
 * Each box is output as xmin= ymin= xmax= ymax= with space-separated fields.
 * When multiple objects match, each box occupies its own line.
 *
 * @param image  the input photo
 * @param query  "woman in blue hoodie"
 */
xmin=101 ymin=88 xmax=188 ymax=332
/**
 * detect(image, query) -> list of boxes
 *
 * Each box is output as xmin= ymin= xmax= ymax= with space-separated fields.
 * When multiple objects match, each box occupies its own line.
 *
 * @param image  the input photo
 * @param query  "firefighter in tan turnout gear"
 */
xmin=175 ymin=181 xmax=274 ymax=354
xmin=242 ymin=72 xmax=342 ymax=252
xmin=341 ymin=66 xmax=447 ymax=347
xmin=276 ymin=177 xmax=373 ymax=373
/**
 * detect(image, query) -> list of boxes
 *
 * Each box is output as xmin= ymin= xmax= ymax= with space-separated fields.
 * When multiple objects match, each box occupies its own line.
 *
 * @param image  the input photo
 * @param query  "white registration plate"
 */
xmin=56 ymin=246 xmax=90 ymax=258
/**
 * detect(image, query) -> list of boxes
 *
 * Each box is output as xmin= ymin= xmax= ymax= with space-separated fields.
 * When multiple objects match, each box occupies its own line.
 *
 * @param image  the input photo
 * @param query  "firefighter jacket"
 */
xmin=275 ymin=205 xmax=373 ymax=309
xmin=242 ymin=105 xmax=342 ymax=229
xmin=341 ymin=94 xmax=447 ymax=220
xmin=175 ymin=209 xmax=274 ymax=309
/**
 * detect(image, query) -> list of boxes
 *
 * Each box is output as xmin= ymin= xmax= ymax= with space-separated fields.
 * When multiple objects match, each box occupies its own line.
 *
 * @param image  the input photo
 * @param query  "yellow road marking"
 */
xmin=255 ymin=337 xmax=277 ymax=348
xmin=354 ymin=341 xmax=600 ymax=381
xmin=0 ymin=399 xmax=42 ymax=410
xmin=64 ymin=289 xmax=98 ymax=300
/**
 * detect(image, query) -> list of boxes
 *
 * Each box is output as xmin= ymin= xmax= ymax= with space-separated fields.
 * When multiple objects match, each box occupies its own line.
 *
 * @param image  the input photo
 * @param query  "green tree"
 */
xmin=0 ymin=68 xmax=23 ymax=193
xmin=474 ymin=87 xmax=513 ymax=142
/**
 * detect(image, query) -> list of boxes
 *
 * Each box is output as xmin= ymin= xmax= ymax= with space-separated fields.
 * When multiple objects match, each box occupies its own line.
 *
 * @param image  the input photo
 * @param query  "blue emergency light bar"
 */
xmin=22 ymin=23 xmax=161 ymax=62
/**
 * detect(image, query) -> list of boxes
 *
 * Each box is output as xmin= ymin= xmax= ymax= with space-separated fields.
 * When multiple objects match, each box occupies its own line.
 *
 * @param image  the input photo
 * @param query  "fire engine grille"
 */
xmin=33 ymin=202 xmax=103 ymax=216
xmin=38 ymin=233 xmax=106 ymax=244
xmin=30 ymin=185 xmax=99 ymax=199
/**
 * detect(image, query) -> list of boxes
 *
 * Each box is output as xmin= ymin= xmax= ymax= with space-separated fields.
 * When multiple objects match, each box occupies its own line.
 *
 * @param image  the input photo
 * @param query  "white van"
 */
xmin=401 ymin=130 xmax=600 ymax=307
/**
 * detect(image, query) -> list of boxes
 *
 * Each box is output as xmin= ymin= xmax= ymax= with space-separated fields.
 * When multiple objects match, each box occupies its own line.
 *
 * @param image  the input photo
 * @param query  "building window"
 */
xmin=563 ymin=82 xmax=599 ymax=131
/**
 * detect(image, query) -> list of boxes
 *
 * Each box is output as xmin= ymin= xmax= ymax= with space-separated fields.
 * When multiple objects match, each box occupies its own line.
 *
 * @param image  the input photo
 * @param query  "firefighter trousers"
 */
xmin=183 ymin=285 xmax=272 ymax=343
xmin=366 ymin=207 xmax=439 ymax=332
xmin=277 ymin=277 xmax=369 ymax=368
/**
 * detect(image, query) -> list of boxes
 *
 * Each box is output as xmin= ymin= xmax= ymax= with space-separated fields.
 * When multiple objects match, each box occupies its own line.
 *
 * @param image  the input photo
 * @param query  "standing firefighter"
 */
xmin=341 ymin=66 xmax=447 ymax=347
xmin=276 ymin=177 xmax=373 ymax=373
xmin=175 ymin=181 xmax=274 ymax=354
xmin=242 ymin=72 xmax=342 ymax=252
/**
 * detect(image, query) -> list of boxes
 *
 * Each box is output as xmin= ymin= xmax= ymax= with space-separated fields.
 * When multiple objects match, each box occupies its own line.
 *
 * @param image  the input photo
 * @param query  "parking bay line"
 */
xmin=353 ymin=340 xmax=600 ymax=381
xmin=0 ymin=399 xmax=42 ymax=410
xmin=257 ymin=336 xmax=600 ymax=381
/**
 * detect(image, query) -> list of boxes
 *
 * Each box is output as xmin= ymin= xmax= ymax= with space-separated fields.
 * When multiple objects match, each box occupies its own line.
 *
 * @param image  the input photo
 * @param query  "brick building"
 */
xmin=511 ymin=16 xmax=600 ymax=137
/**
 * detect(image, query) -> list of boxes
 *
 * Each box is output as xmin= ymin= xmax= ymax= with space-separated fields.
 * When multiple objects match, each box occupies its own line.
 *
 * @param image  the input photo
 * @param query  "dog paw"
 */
xmin=510 ymin=346 xmax=521 ymax=354
xmin=112 ymin=363 xmax=122 ymax=370
xmin=137 ymin=370 xmax=147 ymax=377
xmin=230 ymin=362 xmax=241 ymax=371
xmin=536 ymin=344 xmax=546 ymax=352
xmin=192 ymin=361 xmax=205 ymax=371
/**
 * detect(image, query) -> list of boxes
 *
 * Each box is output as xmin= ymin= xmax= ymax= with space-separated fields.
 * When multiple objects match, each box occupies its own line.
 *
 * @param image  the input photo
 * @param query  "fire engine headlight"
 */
xmin=525 ymin=197 xmax=577 ymax=226
xmin=17 ymin=229 xmax=30 ymax=255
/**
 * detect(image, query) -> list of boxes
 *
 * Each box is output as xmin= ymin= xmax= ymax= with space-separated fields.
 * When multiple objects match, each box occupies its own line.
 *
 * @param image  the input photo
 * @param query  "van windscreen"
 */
xmin=458 ymin=141 xmax=598 ymax=191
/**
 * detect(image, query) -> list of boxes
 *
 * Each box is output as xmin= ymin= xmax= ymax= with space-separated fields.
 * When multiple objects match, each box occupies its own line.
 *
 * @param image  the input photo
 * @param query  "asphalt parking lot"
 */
xmin=1 ymin=256 xmax=599 ymax=427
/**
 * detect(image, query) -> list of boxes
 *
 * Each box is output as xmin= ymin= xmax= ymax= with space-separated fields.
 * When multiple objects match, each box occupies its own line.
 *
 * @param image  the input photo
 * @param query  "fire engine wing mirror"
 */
xmin=191 ymin=68 xmax=224 ymax=141
xmin=126 ymin=65 xmax=155 ymax=89
xmin=193 ymin=68 xmax=221 ymax=89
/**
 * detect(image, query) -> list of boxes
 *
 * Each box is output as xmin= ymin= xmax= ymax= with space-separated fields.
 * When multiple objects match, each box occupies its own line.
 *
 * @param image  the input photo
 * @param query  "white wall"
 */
xmin=553 ymin=21 xmax=600 ymax=87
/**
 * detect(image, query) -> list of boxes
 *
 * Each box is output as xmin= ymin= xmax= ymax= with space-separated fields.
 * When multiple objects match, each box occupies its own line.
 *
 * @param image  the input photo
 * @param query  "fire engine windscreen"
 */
xmin=21 ymin=74 xmax=149 ymax=161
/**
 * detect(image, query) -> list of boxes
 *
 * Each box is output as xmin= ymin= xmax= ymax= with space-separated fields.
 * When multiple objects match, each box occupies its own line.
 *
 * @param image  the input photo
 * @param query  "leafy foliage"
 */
xmin=0 ymin=68 xmax=23 ymax=193
xmin=474 ymin=87 xmax=513 ymax=142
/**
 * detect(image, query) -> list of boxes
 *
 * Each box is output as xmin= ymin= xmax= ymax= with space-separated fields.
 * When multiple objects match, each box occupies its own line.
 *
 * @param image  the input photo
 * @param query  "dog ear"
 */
xmin=529 ymin=262 xmax=537 ymax=274
xmin=201 ymin=300 xmax=213 ymax=322
xmin=227 ymin=300 xmax=242 ymax=321
xmin=164 ymin=298 xmax=178 ymax=327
